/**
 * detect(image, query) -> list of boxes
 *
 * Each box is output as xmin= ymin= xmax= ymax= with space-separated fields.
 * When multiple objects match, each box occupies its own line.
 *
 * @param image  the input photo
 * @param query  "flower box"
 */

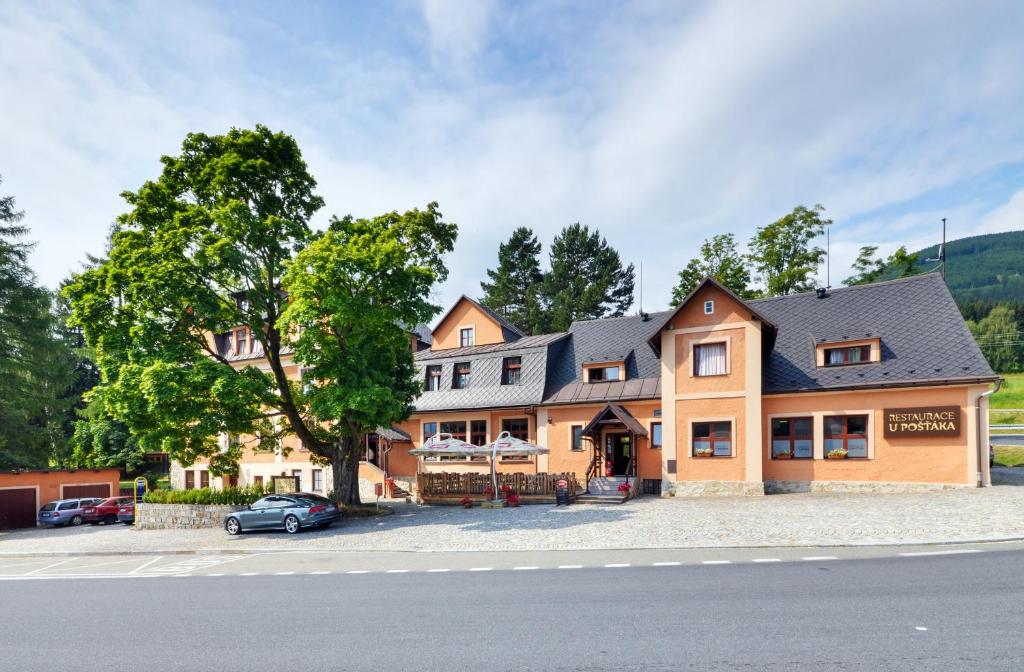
xmin=826 ymin=452 xmax=848 ymax=460
xmin=694 ymin=452 xmax=714 ymax=458
xmin=775 ymin=453 xmax=793 ymax=460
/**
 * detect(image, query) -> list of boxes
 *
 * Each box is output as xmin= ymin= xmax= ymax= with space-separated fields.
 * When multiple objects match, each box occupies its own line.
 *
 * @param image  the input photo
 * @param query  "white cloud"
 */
xmin=2 ymin=0 xmax=1023 ymax=315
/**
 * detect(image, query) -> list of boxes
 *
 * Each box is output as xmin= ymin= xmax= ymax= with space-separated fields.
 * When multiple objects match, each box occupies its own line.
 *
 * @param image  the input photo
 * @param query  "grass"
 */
xmin=341 ymin=503 xmax=394 ymax=518
xmin=993 ymin=446 xmax=1024 ymax=468
xmin=990 ymin=373 xmax=1024 ymax=426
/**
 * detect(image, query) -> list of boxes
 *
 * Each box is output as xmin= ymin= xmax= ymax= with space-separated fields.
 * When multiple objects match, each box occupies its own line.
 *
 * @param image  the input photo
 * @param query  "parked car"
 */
xmin=116 ymin=501 xmax=135 ymax=525
xmin=83 ymin=496 xmax=134 ymax=525
xmin=37 ymin=498 xmax=105 ymax=527
xmin=224 ymin=493 xmax=341 ymax=535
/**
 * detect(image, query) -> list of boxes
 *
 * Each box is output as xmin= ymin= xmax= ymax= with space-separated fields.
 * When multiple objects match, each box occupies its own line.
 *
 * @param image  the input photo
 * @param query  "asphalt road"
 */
xmin=992 ymin=433 xmax=1024 ymax=447
xmin=3 ymin=549 xmax=1023 ymax=671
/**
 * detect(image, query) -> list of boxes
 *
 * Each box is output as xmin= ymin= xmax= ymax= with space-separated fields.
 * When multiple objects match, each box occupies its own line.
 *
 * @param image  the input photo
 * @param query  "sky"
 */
xmin=2 ymin=0 xmax=1023 ymax=316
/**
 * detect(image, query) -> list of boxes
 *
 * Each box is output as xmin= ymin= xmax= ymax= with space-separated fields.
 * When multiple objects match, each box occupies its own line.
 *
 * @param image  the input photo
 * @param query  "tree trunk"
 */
xmin=331 ymin=436 xmax=362 ymax=506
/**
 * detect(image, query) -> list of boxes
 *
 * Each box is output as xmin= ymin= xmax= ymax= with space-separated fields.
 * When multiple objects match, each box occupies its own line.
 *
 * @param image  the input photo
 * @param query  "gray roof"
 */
xmin=412 ymin=334 xmax=569 ymax=412
xmin=751 ymin=273 xmax=996 ymax=393
xmin=542 ymin=311 xmax=669 ymax=405
xmin=375 ymin=425 xmax=412 ymax=442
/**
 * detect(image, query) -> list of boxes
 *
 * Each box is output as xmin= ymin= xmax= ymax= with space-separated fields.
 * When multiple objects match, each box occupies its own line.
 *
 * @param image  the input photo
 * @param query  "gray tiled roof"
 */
xmin=751 ymin=273 xmax=996 ymax=393
xmin=412 ymin=335 xmax=569 ymax=412
xmin=542 ymin=311 xmax=669 ymax=404
xmin=375 ymin=425 xmax=412 ymax=442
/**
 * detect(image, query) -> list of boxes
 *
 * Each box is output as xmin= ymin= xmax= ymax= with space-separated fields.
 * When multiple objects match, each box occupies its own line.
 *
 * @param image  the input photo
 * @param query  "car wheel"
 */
xmin=70 ymin=515 xmax=83 ymax=526
xmin=104 ymin=514 xmax=117 ymax=525
xmin=225 ymin=517 xmax=242 ymax=535
xmin=122 ymin=520 xmax=133 ymax=525
xmin=284 ymin=515 xmax=301 ymax=534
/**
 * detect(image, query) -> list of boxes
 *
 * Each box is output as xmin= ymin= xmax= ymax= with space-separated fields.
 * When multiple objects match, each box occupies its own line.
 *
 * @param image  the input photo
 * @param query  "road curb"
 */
xmin=4 ymin=535 xmax=1024 ymax=558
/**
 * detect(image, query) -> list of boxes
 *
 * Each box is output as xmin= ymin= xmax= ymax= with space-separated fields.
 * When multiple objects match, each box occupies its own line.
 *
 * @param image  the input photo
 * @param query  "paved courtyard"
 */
xmin=3 ymin=471 xmax=1024 ymax=555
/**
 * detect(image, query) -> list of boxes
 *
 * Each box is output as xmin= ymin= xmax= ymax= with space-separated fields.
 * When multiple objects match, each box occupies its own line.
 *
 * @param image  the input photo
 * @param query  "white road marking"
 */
xmin=129 ymin=556 xmax=164 ymax=574
xmin=426 ymin=568 xmax=451 ymax=573
xmin=310 ymin=571 xmax=330 ymax=575
xmin=604 ymin=563 xmax=630 ymax=568
xmin=653 ymin=561 xmax=681 ymax=566
xmin=386 ymin=569 xmax=410 ymax=574
xmin=512 ymin=566 xmax=539 ymax=571
xmin=558 ymin=565 xmax=583 ymax=569
xmin=915 ymin=626 xmax=928 ymax=631
xmin=25 ymin=558 xmax=76 ymax=575
xmin=346 ymin=570 xmax=369 ymax=574
xmin=899 ymin=549 xmax=982 ymax=557
xmin=239 ymin=572 xmax=259 ymax=576
xmin=702 ymin=560 xmax=731 ymax=565
xmin=206 ymin=573 xmax=225 ymax=577
xmin=274 ymin=571 xmax=295 ymax=575
xmin=468 ymin=567 xmax=493 ymax=572
xmin=752 ymin=558 xmax=782 ymax=563
xmin=801 ymin=556 xmax=838 ymax=561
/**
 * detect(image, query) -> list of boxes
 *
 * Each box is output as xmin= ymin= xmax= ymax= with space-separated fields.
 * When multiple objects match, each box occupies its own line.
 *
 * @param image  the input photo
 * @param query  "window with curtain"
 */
xmin=452 ymin=362 xmax=471 ymax=389
xmin=824 ymin=345 xmax=871 ymax=366
xmin=693 ymin=342 xmax=727 ymax=376
xmin=460 ymin=328 xmax=474 ymax=347
xmin=424 ymin=365 xmax=442 ymax=391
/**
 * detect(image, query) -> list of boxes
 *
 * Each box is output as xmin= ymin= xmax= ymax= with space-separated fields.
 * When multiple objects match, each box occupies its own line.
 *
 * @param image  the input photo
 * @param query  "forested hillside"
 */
xmin=909 ymin=230 xmax=1024 ymax=304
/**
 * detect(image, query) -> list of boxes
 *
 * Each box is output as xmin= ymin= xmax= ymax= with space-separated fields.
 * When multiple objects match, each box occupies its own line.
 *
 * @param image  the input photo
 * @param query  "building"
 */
xmin=178 ymin=273 xmax=997 ymax=498
xmin=0 ymin=469 xmax=122 ymax=529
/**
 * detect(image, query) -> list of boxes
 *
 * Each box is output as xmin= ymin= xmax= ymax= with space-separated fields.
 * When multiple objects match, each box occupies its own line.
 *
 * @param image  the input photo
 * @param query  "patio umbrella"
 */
xmin=409 ymin=433 xmax=485 ymax=459
xmin=483 ymin=431 xmax=550 ymax=502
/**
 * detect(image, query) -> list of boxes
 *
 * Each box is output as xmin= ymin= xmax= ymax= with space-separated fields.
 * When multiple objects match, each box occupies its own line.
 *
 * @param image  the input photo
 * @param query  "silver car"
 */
xmin=37 ymin=498 xmax=105 ymax=527
xmin=224 ymin=493 xmax=341 ymax=535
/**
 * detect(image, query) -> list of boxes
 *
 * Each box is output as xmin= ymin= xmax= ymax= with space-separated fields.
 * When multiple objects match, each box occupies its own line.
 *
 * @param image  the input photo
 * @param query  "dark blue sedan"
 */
xmin=224 ymin=493 xmax=341 ymax=535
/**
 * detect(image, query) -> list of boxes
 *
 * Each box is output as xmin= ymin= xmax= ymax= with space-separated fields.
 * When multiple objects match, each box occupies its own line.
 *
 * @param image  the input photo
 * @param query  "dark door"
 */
xmin=63 ymin=484 xmax=111 ymax=499
xmin=606 ymin=434 xmax=632 ymax=476
xmin=0 ymin=488 xmax=37 ymax=529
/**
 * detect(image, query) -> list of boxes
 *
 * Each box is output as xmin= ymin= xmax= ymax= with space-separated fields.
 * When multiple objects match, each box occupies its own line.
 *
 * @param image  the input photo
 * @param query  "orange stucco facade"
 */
xmin=198 ymin=276 xmax=996 ymax=498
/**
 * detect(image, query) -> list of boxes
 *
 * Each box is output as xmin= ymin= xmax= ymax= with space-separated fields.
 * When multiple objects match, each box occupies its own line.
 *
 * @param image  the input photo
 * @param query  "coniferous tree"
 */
xmin=670 ymin=233 xmax=754 ymax=304
xmin=480 ymin=227 xmax=545 ymax=334
xmin=542 ymin=223 xmax=634 ymax=332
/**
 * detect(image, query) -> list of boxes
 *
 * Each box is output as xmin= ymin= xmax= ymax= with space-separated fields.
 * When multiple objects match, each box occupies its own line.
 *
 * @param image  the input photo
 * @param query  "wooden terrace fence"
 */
xmin=417 ymin=472 xmax=580 ymax=498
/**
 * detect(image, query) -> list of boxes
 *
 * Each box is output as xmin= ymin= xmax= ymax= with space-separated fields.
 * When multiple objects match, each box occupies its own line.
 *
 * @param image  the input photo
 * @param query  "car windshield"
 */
xmin=41 ymin=502 xmax=57 ymax=512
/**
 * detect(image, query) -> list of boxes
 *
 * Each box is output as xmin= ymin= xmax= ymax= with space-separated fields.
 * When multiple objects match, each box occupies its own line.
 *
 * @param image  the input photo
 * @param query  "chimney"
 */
xmin=816 ymin=287 xmax=829 ymax=299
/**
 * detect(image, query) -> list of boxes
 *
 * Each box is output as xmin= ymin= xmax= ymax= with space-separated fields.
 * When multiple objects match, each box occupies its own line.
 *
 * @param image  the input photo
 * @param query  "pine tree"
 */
xmin=670 ymin=233 xmax=754 ymax=304
xmin=542 ymin=223 xmax=634 ymax=332
xmin=0 ymin=177 xmax=77 ymax=468
xmin=479 ymin=227 xmax=545 ymax=334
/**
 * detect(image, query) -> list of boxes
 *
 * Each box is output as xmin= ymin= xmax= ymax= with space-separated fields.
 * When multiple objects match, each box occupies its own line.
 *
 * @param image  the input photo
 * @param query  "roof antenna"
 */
xmin=639 ymin=261 xmax=649 ymax=321
xmin=925 ymin=217 xmax=946 ymax=281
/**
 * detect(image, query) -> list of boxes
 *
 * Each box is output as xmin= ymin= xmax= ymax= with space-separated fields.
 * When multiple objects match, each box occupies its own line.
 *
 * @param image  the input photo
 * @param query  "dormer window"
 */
xmin=587 ymin=365 xmax=620 ymax=383
xmin=452 ymin=362 xmax=471 ymax=389
xmin=234 ymin=328 xmax=249 ymax=355
xmin=425 ymin=365 xmax=442 ymax=391
xmin=460 ymin=327 xmax=475 ymax=347
xmin=824 ymin=345 xmax=871 ymax=366
xmin=703 ymin=300 xmax=714 ymax=315
xmin=502 ymin=356 xmax=521 ymax=385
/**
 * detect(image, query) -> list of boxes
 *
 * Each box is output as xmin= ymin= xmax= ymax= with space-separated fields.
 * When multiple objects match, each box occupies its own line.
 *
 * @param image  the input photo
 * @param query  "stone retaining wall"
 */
xmin=763 ymin=480 xmax=972 ymax=494
xmin=668 ymin=480 xmax=766 ymax=497
xmin=135 ymin=503 xmax=246 ymax=529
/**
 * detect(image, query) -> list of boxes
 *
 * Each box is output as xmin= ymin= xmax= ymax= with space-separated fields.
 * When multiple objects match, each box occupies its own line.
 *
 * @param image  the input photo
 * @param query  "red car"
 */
xmin=83 ymin=496 xmax=134 ymax=525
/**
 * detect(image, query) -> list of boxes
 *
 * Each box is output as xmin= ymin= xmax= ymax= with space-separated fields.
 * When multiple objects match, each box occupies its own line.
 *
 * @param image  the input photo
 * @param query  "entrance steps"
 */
xmin=576 ymin=476 xmax=631 ymax=504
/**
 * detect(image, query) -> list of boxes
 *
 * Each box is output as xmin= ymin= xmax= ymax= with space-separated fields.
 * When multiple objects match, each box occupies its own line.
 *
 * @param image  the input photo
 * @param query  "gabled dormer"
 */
xmin=430 ymin=295 xmax=525 ymax=351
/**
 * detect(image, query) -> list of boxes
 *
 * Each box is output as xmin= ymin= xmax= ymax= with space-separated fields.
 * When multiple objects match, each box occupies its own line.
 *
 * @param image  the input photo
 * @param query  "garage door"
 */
xmin=0 ymin=488 xmax=37 ymax=530
xmin=62 ymin=484 xmax=111 ymax=499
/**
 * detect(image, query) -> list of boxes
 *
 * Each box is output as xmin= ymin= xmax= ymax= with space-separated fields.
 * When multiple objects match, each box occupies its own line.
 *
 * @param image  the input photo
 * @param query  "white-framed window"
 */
xmin=692 ymin=421 xmax=732 ymax=457
xmin=771 ymin=417 xmax=813 ymax=459
xmin=312 ymin=469 xmax=323 ymax=492
xmin=459 ymin=327 xmax=475 ymax=347
xmin=586 ymin=365 xmax=621 ymax=383
xmin=824 ymin=414 xmax=870 ymax=458
xmin=704 ymin=300 xmax=714 ymax=315
xmin=693 ymin=342 xmax=727 ymax=376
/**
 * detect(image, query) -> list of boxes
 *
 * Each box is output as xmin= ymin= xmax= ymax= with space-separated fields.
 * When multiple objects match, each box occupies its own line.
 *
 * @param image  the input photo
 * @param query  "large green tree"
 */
xmin=670 ymin=233 xmax=753 ymax=304
xmin=479 ymin=226 xmax=545 ymax=334
xmin=748 ymin=205 xmax=829 ymax=296
xmin=843 ymin=245 xmax=920 ymax=286
xmin=542 ymin=223 xmax=634 ymax=332
xmin=64 ymin=126 xmax=455 ymax=504
xmin=968 ymin=304 xmax=1022 ymax=373
xmin=0 ymin=178 xmax=79 ymax=468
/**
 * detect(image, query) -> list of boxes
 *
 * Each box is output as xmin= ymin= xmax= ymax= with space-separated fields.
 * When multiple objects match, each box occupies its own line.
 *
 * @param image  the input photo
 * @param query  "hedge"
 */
xmin=142 ymin=485 xmax=269 ymax=506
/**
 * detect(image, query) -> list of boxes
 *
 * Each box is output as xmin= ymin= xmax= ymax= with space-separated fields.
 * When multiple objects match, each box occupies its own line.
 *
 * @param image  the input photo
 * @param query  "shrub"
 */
xmin=142 ymin=485 xmax=268 ymax=506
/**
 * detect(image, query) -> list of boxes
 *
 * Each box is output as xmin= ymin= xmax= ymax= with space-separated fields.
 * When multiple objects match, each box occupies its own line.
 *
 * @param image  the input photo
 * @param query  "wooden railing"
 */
xmin=417 ymin=472 xmax=580 ymax=498
xmin=584 ymin=456 xmax=599 ymax=493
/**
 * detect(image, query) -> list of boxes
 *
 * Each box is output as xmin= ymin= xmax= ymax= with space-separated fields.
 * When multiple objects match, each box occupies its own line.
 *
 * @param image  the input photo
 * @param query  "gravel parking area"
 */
xmin=4 ymin=477 xmax=1024 ymax=555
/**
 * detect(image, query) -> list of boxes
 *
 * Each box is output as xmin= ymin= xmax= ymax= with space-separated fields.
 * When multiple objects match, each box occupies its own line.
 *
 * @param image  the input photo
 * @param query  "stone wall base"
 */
xmin=136 ymin=503 xmax=247 ymax=529
xmin=764 ymin=480 xmax=972 ymax=494
xmin=668 ymin=480 xmax=765 ymax=498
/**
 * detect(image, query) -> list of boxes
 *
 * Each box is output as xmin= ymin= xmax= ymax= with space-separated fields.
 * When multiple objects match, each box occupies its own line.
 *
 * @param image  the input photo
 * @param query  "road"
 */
xmin=2 ymin=546 xmax=1023 ymax=671
xmin=992 ymin=433 xmax=1024 ymax=447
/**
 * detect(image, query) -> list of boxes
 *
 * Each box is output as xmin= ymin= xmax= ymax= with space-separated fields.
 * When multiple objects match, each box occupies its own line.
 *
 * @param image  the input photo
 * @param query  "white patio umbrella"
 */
xmin=483 ymin=431 xmax=550 ymax=501
xmin=409 ymin=433 xmax=485 ymax=460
